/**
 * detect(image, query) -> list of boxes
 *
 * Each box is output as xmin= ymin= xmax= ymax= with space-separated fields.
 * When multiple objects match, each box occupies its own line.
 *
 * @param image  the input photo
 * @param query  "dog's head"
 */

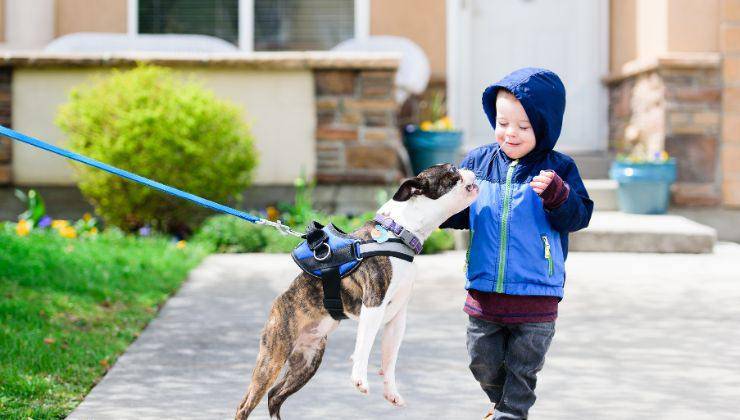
xmin=391 ymin=163 xmax=479 ymax=219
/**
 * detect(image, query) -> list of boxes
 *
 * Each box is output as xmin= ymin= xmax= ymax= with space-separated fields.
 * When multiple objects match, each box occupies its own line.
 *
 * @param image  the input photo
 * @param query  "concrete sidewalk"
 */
xmin=69 ymin=244 xmax=740 ymax=420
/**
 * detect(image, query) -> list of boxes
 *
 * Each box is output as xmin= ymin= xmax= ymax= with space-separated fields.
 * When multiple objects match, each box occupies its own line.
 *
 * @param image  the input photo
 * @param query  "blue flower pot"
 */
xmin=609 ymin=159 xmax=677 ymax=214
xmin=403 ymin=127 xmax=462 ymax=175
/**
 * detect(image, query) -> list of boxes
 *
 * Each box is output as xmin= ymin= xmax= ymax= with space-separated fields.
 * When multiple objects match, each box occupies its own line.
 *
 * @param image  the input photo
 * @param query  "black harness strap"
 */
xmin=319 ymin=266 xmax=348 ymax=320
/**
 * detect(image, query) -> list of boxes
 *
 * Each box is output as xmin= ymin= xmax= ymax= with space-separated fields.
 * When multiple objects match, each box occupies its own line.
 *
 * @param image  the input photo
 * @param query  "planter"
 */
xmin=609 ymin=159 xmax=677 ymax=214
xmin=403 ymin=127 xmax=462 ymax=175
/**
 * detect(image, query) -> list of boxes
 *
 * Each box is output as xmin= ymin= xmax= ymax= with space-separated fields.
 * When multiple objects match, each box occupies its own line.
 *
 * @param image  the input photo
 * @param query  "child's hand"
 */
xmin=530 ymin=170 xmax=555 ymax=195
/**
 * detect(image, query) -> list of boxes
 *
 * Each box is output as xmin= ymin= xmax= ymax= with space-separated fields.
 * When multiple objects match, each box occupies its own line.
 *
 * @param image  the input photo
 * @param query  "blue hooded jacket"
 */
xmin=442 ymin=68 xmax=593 ymax=299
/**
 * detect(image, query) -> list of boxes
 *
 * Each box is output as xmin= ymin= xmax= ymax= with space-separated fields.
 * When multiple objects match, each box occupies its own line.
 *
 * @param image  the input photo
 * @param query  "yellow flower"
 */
xmin=420 ymin=121 xmax=433 ymax=131
xmin=16 ymin=219 xmax=31 ymax=236
xmin=89 ymin=227 xmax=98 ymax=235
xmin=176 ymin=240 xmax=186 ymax=249
xmin=83 ymin=212 xmax=92 ymax=222
xmin=660 ymin=151 xmax=670 ymax=161
xmin=440 ymin=116 xmax=453 ymax=130
xmin=52 ymin=220 xmax=69 ymax=229
xmin=59 ymin=226 xmax=77 ymax=239
xmin=266 ymin=206 xmax=280 ymax=222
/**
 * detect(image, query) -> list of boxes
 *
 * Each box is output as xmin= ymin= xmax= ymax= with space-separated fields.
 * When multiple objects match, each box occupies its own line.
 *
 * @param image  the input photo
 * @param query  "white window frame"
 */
xmin=128 ymin=0 xmax=370 ymax=51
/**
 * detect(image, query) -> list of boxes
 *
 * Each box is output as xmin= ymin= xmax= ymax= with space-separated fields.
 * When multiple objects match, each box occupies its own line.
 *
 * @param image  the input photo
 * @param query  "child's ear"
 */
xmin=393 ymin=178 xmax=424 ymax=201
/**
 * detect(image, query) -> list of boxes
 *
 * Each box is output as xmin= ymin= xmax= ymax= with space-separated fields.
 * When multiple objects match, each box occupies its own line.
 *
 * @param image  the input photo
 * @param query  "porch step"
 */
xmin=452 ymin=211 xmax=717 ymax=254
xmin=583 ymin=179 xmax=618 ymax=211
xmin=569 ymin=150 xmax=610 ymax=179
xmin=569 ymin=212 xmax=717 ymax=253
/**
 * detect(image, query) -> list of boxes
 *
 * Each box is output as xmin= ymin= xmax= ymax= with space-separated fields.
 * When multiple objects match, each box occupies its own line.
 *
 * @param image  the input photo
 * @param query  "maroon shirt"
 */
xmin=464 ymin=290 xmax=559 ymax=323
xmin=464 ymin=170 xmax=569 ymax=324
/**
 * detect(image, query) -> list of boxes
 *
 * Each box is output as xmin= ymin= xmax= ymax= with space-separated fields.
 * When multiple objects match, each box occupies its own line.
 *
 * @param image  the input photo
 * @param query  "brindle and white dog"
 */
xmin=235 ymin=164 xmax=479 ymax=419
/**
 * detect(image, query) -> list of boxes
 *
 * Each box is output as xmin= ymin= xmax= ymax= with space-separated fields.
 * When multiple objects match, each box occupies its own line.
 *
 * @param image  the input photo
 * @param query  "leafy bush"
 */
xmin=192 ymin=211 xmax=458 ymax=255
xmin=56 ymin=64 xmax=257 ymax=236
xmin=422 ymin=229 xmax=456 ymax=254
xmin=191 ymin=215 xmax=266 ymax=253
xmin=260 ymin=228 xmax=302 ymax=253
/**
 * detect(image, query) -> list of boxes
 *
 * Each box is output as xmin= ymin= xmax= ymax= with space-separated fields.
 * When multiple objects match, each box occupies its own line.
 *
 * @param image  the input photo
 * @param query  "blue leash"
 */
xmin=0 ymin=124 xmax=302 ymax=236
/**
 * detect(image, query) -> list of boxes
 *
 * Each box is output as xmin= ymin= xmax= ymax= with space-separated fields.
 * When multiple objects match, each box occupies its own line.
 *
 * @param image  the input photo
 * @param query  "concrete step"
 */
xmin=570 ymin=211 xmax=717 ymax=253
xmin=568 ymin=150 xmax=611 ymax=179
xmin=583 ymin=179 xmax=618 ymax=211
xmin=452 ymin=211 xmax=717 ymax=254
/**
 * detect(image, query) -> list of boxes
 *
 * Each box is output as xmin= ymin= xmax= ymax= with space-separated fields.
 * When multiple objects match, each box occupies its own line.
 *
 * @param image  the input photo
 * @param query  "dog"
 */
xmin=235 ymin=163 xmax=479 ymax=419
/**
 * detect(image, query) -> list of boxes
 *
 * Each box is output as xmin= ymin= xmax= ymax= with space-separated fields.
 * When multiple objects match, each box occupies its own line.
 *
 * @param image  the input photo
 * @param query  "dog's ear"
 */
xmin=393 ymin=177 xmax=424 ymax=201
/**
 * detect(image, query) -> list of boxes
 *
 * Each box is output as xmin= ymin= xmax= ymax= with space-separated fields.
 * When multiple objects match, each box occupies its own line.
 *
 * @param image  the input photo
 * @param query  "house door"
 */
xmin=448 ymin=0 xmax=609 ymax=153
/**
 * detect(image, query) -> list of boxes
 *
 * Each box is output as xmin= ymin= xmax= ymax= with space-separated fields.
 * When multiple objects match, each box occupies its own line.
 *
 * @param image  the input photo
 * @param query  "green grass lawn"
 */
xmin=0 ymin=227 xmax=211 ymax=419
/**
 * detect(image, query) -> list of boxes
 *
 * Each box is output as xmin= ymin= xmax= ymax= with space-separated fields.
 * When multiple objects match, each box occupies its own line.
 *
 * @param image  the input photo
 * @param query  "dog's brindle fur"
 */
xmin=235 ymin=164 xmax=478 ymax=419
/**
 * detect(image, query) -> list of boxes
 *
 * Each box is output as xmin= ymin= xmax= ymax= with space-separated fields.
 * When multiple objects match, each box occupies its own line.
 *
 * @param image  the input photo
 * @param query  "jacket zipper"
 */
xmin=541 ymin=235 xmax=554 ymax=276
xmin=495 ymin=159 xmax=518 ymax=293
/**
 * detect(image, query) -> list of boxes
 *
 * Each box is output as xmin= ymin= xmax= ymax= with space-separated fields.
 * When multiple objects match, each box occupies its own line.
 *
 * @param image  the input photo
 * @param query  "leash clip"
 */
xmin=256 ymin=218 xmax=303 ymax=237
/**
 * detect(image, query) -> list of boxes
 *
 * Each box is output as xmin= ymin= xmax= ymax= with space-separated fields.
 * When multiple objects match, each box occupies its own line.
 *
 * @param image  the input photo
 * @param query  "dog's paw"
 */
xmin=348 ymin=353 xmax=354 ymax=362
xmin=383 ymin=389 xmax=406 ymax=407
xmin=351 ymin=377 xmax=369 ymax=394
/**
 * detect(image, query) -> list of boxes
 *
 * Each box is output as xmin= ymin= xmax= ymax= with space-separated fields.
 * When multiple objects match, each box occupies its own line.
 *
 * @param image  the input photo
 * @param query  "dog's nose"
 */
xmin=460 ymin=169 xmax=475 ymax=185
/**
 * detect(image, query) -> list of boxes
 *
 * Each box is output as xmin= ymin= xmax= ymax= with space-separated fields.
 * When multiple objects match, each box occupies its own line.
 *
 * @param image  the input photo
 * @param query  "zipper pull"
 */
xmin=542 ymin=235 xmax=551 ymax=259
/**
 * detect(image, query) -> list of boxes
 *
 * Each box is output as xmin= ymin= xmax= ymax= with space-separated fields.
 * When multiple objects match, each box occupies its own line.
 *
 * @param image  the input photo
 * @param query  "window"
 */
xmin=136 ymin=0 xmax=357 ymax=50
xmin=139 ymin=0 xmax=239 ymax=45
xmin=254 ymin=0 xmax=354 ymax=51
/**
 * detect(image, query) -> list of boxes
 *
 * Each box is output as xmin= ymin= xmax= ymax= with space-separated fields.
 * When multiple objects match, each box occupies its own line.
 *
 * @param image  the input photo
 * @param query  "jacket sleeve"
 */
xmin=440 ymin=207 xmax=470 ymax=230
xmin=544 ymin=159 xmax=593 ymax=232
xmin=439 ymin=153 xmax=475 ymax=230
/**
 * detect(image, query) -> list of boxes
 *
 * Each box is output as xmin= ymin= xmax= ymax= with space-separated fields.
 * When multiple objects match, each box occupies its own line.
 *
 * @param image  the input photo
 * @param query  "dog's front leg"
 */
xmin=351 ymin=304 xmax=386 ymax=394
xmin=380 ymin=305 xmax=408 ymax=407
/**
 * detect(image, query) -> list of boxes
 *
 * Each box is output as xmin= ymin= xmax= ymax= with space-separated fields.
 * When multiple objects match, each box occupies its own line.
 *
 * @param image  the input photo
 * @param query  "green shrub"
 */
xmin=324 ymin=212 xmax=376 ymax=233
xmin=56 ymin=64 xmax=258 ymax=236
xmin=260 ymin=228 xmax=302 ymax=253
xmin=191 ymin=215 xmax=265 ymax=253
xmin=422 ymin=229 xmax=456 ymax=254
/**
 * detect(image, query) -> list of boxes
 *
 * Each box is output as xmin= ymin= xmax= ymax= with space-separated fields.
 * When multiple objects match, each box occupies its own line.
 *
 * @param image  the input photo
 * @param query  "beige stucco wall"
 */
xmin=56 ymin=0 xmax=128 ymax=36
xmin=667 ymin=0 xmax=720 ymax=53
xmin=12 ymin=67 xmax=316 ymax=186
xmin=370 ymin=0 xmax=446 ymax=80
xmin=0 ymin=0 xmax=55 ymax=50
xmin=611 ymin=0 xmax=720 ymax=73
xmin=721 ymin=0 xmax=740 ymax=207
xmin=0 ymin=0 xmax=5 ymax=43
xmin=610 ymin=0 xmax=638 ymax=74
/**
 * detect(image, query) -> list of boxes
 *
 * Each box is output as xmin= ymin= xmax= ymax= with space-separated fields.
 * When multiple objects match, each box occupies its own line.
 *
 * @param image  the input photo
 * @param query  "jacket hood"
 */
xmin=481 ymin=67 xmax=566 ymax=162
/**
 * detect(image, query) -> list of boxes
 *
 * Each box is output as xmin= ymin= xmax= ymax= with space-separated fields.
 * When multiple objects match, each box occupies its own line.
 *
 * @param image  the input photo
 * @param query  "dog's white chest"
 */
xmin=381 ymin=259 xmax=416 ymax=323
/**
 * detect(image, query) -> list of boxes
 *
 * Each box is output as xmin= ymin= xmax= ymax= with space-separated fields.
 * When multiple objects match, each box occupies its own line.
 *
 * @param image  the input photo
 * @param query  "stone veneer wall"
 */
xmin=314 ymin=70 xmax=403 ymax=184
xmin=0 ymin=67 xmax=10 ymax=185
xmin=607 ymin=58 xmax=723 ymax=206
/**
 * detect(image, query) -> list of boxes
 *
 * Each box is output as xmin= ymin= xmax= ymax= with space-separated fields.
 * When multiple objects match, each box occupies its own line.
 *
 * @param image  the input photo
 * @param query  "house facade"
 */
xmin=0 ymin=0 xmax=737 ymax=208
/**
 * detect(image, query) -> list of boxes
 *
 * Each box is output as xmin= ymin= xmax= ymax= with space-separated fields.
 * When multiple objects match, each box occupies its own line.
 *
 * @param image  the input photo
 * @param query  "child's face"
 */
xmin=494 ymin=90 xmax=536 ymax=159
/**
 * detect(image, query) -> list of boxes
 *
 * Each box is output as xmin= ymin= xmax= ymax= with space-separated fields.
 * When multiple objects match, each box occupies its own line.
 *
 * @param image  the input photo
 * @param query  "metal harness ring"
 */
xmin=313 ymin=242 xmax=332 ymax=261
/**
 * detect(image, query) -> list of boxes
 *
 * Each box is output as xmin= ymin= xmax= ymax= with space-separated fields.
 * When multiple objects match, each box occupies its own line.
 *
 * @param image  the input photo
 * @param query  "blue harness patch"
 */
xmin=292 ymin=222 xmax=363 ymax=279
xmin=291 ymin=221 xmax=416 ymax=320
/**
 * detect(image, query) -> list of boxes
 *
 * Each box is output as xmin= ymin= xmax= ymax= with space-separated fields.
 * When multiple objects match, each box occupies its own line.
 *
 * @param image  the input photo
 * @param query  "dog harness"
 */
xmin=291 ymin=218 xmax=422 ymax=320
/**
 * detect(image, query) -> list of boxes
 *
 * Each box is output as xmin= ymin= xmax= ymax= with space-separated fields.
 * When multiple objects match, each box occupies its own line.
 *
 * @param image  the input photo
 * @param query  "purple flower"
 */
xmin=138 ymin=226 xmax=151 ymax=236
xmin=37 ymin=215 xmax=52 ymax=228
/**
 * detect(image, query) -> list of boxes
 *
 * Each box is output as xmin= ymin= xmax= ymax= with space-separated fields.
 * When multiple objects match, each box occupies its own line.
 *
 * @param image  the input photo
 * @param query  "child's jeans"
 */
xmin=466 ymin=315 xmax=555 ymax=420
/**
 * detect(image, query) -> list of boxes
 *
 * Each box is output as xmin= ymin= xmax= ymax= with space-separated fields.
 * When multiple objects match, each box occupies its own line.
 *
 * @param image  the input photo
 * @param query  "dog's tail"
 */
xmin=235 ymin=299 xmax=295 ymax=419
